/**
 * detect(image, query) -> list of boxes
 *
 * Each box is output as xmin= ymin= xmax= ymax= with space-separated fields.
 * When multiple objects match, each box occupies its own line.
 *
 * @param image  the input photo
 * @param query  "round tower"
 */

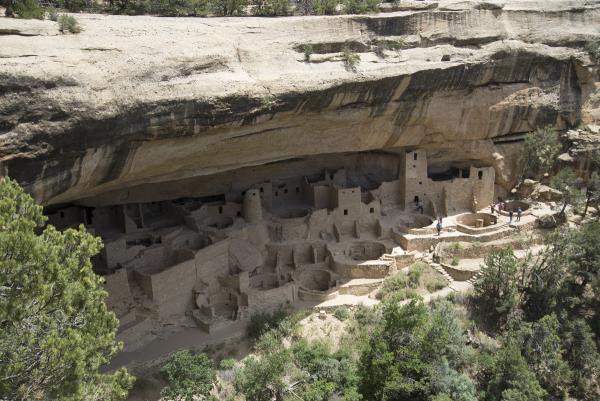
xmin=243 ymin=189 xmax=263 ymax=224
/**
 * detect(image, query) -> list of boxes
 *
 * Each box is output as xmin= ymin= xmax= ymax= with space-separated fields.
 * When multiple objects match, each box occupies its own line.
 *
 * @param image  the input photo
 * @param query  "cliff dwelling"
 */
xmin=1 ymin=1 xmax=598 ymax=384
xmin=40 ymin=148 xmax=545 ymax=350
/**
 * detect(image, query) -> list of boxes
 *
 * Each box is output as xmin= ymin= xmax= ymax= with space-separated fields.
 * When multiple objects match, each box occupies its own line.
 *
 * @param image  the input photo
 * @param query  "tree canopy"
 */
xmin=0 ymin=178 xmax=133 ymax=401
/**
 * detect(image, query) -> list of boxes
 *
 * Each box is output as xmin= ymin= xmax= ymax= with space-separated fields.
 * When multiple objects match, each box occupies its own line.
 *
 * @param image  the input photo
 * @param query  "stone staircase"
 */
xmin=467 ymin=271 xmax=483 ymax=285
xmin=421 ymin=252 xmax=454 ymax=284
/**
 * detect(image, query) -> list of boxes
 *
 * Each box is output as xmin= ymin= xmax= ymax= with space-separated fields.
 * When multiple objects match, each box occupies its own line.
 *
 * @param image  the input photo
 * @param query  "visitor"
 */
xmin=490 ymin=202 xmax=495 ymax=214
xmin=417 ymin=200 xmax=424 ymax=214
xmin=436 ymin=217 xmax=442 ymax=236
xmin=509 ymin=210 xmax=513 ymax=225
xmin=517 ymin=207 xmax=522 ymax=222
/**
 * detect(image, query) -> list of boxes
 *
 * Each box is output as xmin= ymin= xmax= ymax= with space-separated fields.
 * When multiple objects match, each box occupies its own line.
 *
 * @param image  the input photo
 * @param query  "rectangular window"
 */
xmin=344 ymin=209 xmax=348 ymax=216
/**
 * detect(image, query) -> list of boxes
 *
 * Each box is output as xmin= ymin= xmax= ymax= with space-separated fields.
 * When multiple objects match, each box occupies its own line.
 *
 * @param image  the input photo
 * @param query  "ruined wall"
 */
xmin=403 ymin=150 xmax=495 ymax=216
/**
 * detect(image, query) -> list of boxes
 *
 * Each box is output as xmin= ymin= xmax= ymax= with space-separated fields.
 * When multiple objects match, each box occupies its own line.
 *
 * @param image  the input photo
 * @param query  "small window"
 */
xmin=260 ymin=187 xmax=264 ymax=193
xmin=419 ymin=181 xmax=422 ymax=185
xmin=296 ymin=187 xmax=300 ymax=193
xmin=252 ymin=193 xmax=256 ymax=196
xmin=236 ymin=211 xmax=241 ymax=217
xmin=218 ymin=206 xmax=223 ymax=214
xmin=478 ymin=171 xmax=483 ymax=180
xmin=275 ymin=191 xmax=279 ymax=196
xmin=60 ymin=211 xmax=65 ymax=218
xmin=330 ymin=173 xmax=334 ymax=180
xmin=242 ymin=191 xmax=246 ymax=196
xmin=413 ymin=153 xmax=418 ymax=161
xmin=344 ymin=209 xmax=348 ymax=216
xmin=414 ymin=196 xmax=419 ymax=203
xmin=369 ymin=207 xmax=374 ymax=213
xmin=284 ymin=189 xmax=288 ymax=194
xmin=413 ymin=165 xmax=416 ymax=168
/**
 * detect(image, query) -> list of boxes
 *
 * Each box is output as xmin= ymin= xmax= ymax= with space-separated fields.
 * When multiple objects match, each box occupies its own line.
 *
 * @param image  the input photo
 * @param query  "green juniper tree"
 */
xmin=160 ymin=350 xmax=215 ymax=401
xmin=473 ymin=248 xmax=521 ymax=325
xmin=520 ymin=127 xmax=562 ymax=183
xmin=550 ymin=167 xmax=584 ymax=216
xmin=0 ymin=178 xmax=133 ymax=401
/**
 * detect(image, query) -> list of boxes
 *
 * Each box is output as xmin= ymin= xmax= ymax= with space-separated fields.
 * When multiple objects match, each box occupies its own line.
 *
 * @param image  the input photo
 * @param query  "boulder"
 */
xmin=531 ymin=184 xmax=563 ymax=202
xmin=536 ymin=212 xmax=566 ymax=228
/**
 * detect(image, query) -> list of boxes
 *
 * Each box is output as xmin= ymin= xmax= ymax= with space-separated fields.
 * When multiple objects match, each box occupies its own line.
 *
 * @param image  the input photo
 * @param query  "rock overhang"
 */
xmin=0 ymin=0 xmax=599 ymax=205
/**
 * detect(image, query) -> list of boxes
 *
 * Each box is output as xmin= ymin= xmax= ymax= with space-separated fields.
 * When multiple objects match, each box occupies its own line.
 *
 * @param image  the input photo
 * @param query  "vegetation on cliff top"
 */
xmin=1 ymin=0 xmax=382 ymax=18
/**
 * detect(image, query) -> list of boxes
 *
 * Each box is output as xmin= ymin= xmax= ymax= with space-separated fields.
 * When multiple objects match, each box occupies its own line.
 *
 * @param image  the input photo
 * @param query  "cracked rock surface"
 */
xmin=0 ymin=0 xmax=599 ymax=205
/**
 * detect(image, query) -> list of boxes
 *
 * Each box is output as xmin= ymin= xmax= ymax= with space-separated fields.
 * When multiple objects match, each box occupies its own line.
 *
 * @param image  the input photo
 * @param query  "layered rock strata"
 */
xmin=0 ymin=0 xmax=599 ymax=205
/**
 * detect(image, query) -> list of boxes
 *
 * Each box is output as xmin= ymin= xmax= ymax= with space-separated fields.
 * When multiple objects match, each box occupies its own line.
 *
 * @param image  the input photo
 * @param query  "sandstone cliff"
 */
xmin=0 ymin=0 xmax=599 ymax=205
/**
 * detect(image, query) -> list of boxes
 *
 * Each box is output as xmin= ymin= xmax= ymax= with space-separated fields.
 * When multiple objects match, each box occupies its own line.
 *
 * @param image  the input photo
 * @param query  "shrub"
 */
xmin=301 ymin=43 xmax=314 ymax=62
xmin=311 ymin=0 xmax=337 ymax=15
xmin=253 ymin=0 xmax=290 ymax=16
xmin=246 ymin=307 xmax=288 ymax=340
xmin=377 ymin=272 xmax=409 ymax=299
xmin=354 ymin=303 xmax=379 ymax=326
xmin=333 ymin=306 xmax=350 ymax=321
xmin=408 ymin=262 xmax=426 ymax=287
xmin=584 ymin=41 xmax=600 ymax=63
xmin=343 ymin=0 xmax=378 ymax=14
xmin=451 ymin=257 xmax=459 ymax=266
xmin=58 ymin=14 xmax=82 ymax=34
xmin=161 ymin=350 xmax=215 ymax=401
xmin=219 ymin=357 xmax=237 ymax=370
xmin=235 ymin=333 xmax=291 ymax=401
xmin=12 ymin=0 xmax=45 ymax=19
xmin=372 ymin=37 xmax=407 ymax=57
xmin=449 ymin=242 xmax=463 ymax=253
xmin=260 ymin=94 xmax=276 ymax=110
xmin=212 ymin=0 xmax=246 ymax=15
xmin=139 ymin=0 xmax=212 ymax=16
xmin=47 ymin=7 xmax=58 ymax=20
xmin=425 ymin=273 xmax=447 ymax=292
xmin=58 ymin=0 xmax=88 ymax=12
xmin=342 ymin=46 xmax=360 ymax=71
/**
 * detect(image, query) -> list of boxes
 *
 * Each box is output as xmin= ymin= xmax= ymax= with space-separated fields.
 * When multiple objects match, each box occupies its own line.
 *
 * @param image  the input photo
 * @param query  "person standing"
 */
xmin=417 ymin=200 xmax=424 ymax=214
xmin=490 ymin=202 xmax=495 ymax=214
xmin=517 ymin=207 xmax=522 ymax=222
xmin=436 ymin=217 xmax=442 ymax=236
xmin=509 ymin=210 xmax=513 ymax=225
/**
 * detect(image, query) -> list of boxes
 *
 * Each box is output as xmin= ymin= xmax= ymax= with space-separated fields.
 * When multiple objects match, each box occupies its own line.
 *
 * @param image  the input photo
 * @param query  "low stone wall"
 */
xmin=338 ymin=281 xmax=381 ymax=296
xmin=396 ymin=215 xmax=436 ymax=235
xmin=456 ymin=213 xmax=497 ymax=227
xmin=440 ymin=262 xmax=479 ymax=281
xmin=396 ymin=227 xmax=515 ymax=252
xmin=246 ymin=282 xmax=296 ymax=314
xmin=332 ymin=256 xmax=392 ymax=278
xmin=396 ymin=225 xmax=439 ymax=235
xmin=434 ymin=233 xmax=543 ymax=260
xmin=297 ymin=287 xmax=338 ymax=301
xmin=499 ymin=200 xmax=530 ymax=214
xmin=390 ymin=253 xmax=416 ymax=269
xmin=456 ymin=222 xmax=506 ymax=235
